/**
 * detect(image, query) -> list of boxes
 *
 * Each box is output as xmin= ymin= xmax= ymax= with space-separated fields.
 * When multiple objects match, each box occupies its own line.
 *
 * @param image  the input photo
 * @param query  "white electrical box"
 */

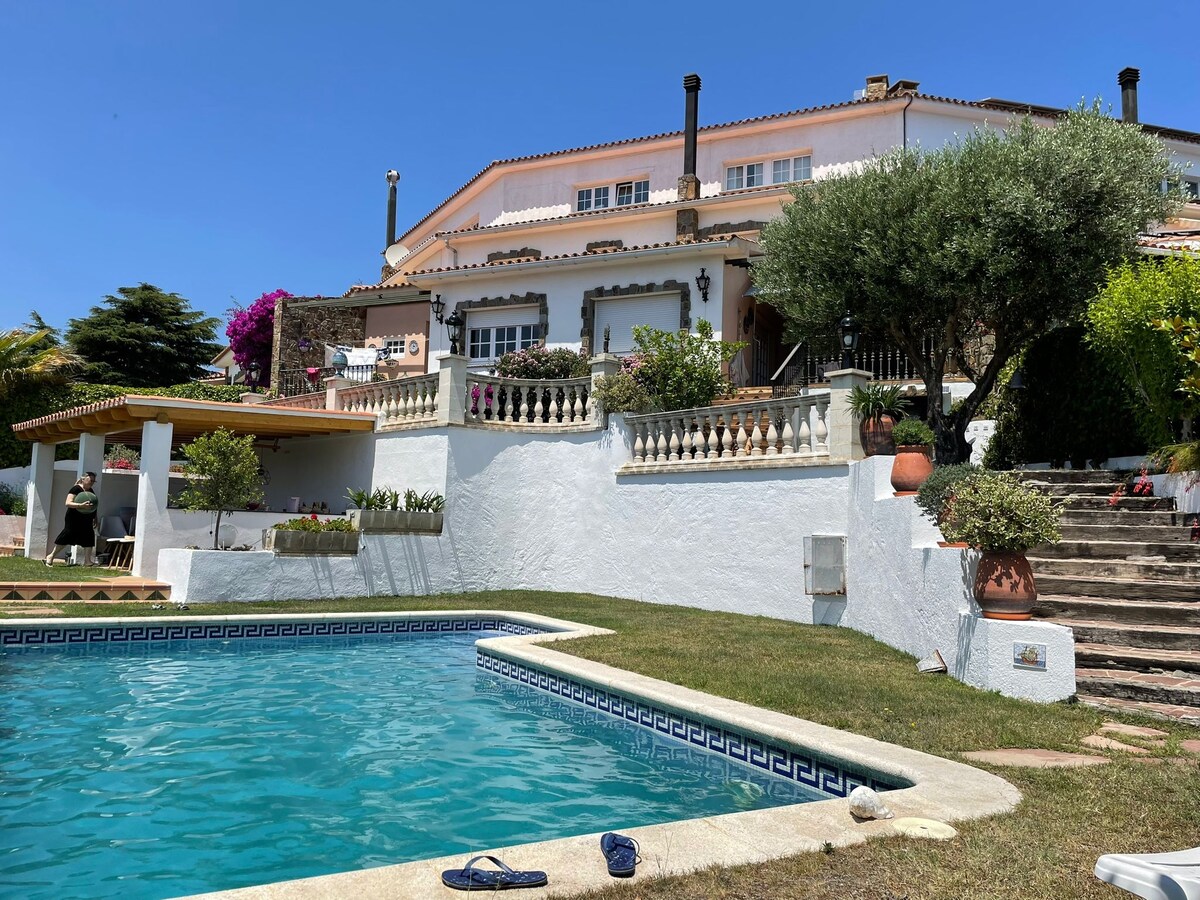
xmin=804 ymin=534 xmax=847 ymax=595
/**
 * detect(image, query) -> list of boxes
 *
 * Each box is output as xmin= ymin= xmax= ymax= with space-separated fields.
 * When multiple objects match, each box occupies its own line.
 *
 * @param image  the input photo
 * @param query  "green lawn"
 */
xmin=0 ymin=555 xmax=113 ymax=582
xmin=6 ymin=591 xmax=1199 ymax=899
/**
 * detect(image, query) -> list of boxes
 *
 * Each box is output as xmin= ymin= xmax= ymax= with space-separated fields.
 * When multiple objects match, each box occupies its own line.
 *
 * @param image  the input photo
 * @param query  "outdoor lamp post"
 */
xmin=695 ymin=268 xmax=711 ymax=303
xmin=246 ymin=361 xmax=261 ymax=389
xmin=838 ymin=312 xmax=860 ymax=369
xmin=446 ymin=310 xmax=465 ymax=356
xmin=431 ymin=294 xmax=446 ymax=324
xmin=331 ymin=349 xmax=348 ymax=377
xmin=1008 ymin=367 xmax=1027 ymax=391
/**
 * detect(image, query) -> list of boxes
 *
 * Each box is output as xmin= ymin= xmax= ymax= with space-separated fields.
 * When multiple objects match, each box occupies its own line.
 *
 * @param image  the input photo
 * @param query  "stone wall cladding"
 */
xmin=486 ymin=247 xmax=542 ymax=263
xmin=580 ymin=281 xmax=692 ymax=355
xmin=453 ymin=293 xmax=550 ymax=342
xmin=697 ymin=220 xmax=767 ymax=240
xmin=585 ymin=240 xmax=624 ymax=252
xmin=271 ymin=297 xmax=367 ymax=388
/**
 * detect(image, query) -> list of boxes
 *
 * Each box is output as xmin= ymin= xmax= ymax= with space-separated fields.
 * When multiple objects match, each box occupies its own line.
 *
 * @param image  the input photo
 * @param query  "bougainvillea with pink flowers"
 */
xmin=226 ymin=289 xmax=291 ymax=387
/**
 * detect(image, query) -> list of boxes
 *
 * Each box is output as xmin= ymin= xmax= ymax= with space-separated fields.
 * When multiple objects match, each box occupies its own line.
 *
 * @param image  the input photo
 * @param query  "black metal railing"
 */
xmin=771 ymin=337 xmax=934 ymax=397
xmin=277 ymin=364 xmax=383 ymax=397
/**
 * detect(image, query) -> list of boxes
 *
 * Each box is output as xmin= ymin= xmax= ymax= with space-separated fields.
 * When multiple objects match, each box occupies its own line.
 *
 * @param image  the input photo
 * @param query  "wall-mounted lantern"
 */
xmin=445 ymin=310 xmax=465 ymax=356
xmin=431 ymin=294 xmax=446 ymax=324
xmin=695 ymin=268 xmax=711 ymax=303
xmin=838 ymin=312 xmax=860 ymax=369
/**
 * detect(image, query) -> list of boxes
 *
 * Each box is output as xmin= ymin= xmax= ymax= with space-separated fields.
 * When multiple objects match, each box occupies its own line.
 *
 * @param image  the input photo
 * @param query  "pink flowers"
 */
xmin=227 ymin=289 xmax=292 ymax=387
xmin=1133 ymin=467 xmax=1154 ymax=496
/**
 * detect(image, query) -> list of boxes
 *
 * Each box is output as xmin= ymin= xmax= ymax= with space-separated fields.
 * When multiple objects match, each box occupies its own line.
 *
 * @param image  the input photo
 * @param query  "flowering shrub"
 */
xmin=104 ymin=444 xmax=140 ymax=470
xmin=495 ymin=346 xmax=589 ymax=379
xmin=275 ymin=514 xmax=357 ymax=532
xmin=227 ymin=289 xmax=292 ymax=387
xmin=941 ymin=472 xmax=1061 ymax=552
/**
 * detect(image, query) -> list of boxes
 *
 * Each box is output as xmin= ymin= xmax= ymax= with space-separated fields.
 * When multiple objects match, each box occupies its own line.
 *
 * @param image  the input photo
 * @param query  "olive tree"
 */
xmin=176 ymin=428 xmax=263 ymax=549
xmin=754 ymin=105 xmax=1178 ymax=462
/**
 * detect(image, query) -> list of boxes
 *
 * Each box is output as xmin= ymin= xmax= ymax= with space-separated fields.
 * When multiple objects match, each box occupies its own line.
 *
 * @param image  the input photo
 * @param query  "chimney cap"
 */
xmin=1117 ymin=67 xmax=1140 ymax=87
xmin=865 ymin=74 xmax=890 ymax=86
xmin=683 ymin=73 xmax=701 ymax=91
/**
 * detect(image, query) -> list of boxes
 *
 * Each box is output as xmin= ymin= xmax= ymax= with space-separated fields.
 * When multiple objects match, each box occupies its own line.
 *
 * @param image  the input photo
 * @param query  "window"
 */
xmin=615 ymin=179 xmax=649 ymax=206
xmin=725 ymin=166 xmax=744 ymax=190
xmin=383 ymin=339 xmax=404 ymax=357
xmin=468 ymin=324 xmax=541 ymax=361
xmin=576 ymin=188 xmax=593 ymax=211
xmin=1186 ymin=178 xmax=1200 ymax=201
xmin=746 ymin=163 xmax=763 ymax=187
xmin=594 ymin=186 xmax=610 ymax=208
xmin=771 ymin=155 xmax=812 ymax=184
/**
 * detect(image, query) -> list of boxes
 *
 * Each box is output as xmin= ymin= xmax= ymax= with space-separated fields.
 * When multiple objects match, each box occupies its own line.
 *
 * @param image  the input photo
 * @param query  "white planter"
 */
xmin=347 ymin=509 xmax=444 ymax=534
xmin=263 ymin=529 xmax=360 ymax=555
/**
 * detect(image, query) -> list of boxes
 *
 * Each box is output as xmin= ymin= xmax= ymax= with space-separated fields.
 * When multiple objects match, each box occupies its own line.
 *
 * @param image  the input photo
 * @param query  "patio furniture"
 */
xmin=1095 ymin=847 xmax=1200 ymax=900
xmin=97 ymin=515 xmax=128 ymax=564
xmin=108 ymin=536 xmax=136 ymax=570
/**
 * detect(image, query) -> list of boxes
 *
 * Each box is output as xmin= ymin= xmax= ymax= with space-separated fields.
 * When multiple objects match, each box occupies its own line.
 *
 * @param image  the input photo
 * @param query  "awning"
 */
xmin=11 ymin=395 xmax=377 ymax=446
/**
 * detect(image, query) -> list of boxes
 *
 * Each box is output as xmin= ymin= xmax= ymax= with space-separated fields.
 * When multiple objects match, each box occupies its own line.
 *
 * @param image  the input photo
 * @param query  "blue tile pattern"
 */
xmin=478 ymin=651 xmax=903 ymax=796
xmin=0 ymin=617 xmax=544 ymax=646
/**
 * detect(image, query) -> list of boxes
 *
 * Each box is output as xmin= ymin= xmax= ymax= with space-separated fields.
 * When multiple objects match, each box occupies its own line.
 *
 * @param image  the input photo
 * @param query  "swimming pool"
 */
xmin=0 ymin=612 xmax=1017 ymax=900
xmin=0 ymin=614 xmax=896 ymax=900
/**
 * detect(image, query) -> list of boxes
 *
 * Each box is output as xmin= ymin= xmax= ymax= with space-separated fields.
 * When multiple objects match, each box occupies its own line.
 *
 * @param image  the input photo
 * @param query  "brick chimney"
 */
xmin=677 ymin=73 xmax=702 ymax=240
xmin=1118 ymin=67 xmax=1139 ymax=124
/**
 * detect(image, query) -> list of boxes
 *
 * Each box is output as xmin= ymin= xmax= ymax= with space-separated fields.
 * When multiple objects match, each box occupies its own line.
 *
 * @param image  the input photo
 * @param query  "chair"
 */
xmin=1095 ymin=847 xmax=1200 ymax=900
xmin=117 ymin=506 xmax=136 ymax=532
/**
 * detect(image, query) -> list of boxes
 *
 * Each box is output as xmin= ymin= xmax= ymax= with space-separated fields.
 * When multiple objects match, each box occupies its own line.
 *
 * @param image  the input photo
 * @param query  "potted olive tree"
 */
xmin=941 ymin=472 xmax=1061 ymax=620
xmin=889 ymin=418 xmax=935 ymax=493
xmin=847 ymin=384 xmax=911 ymax=456
xmin=176 ymin=428 xmax=263 ymax=549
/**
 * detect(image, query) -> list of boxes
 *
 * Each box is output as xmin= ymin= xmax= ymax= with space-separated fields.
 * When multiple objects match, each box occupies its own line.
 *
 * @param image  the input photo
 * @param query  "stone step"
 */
xmin=1075 ymin=667 xmax=1200 ymax=708
xmin=1062 ymin=619 xmax=1200 ymax=651
xmin=1075 ymin=642 xmax=1200 ymax=674
xmin=1034 ymin=596 xmax=1200 ymax=627
xmin=1060 ymin=524 xmax=1198 ymax=544
xmin=1057 ymin=495 xmax=1175 ymax=512
xmin=1028 ymin=556 xmax=1200 ymax=582
xmin=1037 ymin=483 xmax=1124 ymax=497
xmin=1075 ymin=694 xmax=1200 ymax=725
xmin=1061 ymin=509 xmax=1187 ymax=527
xmin=1016 ymin=470 xmax=1126 ymax=485
xmin=1031 ymin=541 xmax=1200 ymax=562
xmin=1036 ymin=573 xmax=1200 ymax=602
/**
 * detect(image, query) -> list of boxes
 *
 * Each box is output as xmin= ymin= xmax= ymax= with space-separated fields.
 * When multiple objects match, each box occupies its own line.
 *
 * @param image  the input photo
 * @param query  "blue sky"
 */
xmin=2 ymin=0 xmax=1196 ymax=336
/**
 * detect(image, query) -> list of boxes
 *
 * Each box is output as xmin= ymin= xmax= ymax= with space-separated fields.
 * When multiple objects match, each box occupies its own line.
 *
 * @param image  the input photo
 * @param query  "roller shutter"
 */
xmin=594 ymin=295 xmax=680 ymax=354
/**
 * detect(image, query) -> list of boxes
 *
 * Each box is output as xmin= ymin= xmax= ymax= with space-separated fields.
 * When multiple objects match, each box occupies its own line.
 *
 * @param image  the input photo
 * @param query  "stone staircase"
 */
xmin=1024 ymin=470 xmax=1200 ymax=723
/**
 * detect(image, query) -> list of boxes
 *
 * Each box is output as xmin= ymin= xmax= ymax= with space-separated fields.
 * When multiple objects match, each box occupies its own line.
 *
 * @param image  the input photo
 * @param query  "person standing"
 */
xmin=45 ymin=472 xmax=99 ymax=566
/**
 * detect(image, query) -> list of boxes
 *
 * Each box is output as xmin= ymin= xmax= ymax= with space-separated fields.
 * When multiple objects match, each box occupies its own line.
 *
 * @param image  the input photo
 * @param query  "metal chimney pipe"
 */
xmin=385 ymin=169 xmax=400 ymax=249
xmin=1117 ymin=67 xmax=1139 ymax=124
xmin=683 ymin=73 xmax=701 ymax=177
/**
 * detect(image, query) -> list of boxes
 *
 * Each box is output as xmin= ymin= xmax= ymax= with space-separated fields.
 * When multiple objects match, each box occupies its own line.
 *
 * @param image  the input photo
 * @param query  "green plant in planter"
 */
xmin=404 ymin=489 xmax=445 ymax=512
xmin=345 ymin=487 xmax=373 ymax=510
xmin=847 ymin=383 xmax=911 ymax=422
xmin=941 ymin=472 xmax=1061 ymax=552
xmin=890 ymin=418 xmax=935 ymax=447
xmin=275 ymin=515 xmax=357 ymax=532
xmin=916 ymin=463 xmax=980 ymax=523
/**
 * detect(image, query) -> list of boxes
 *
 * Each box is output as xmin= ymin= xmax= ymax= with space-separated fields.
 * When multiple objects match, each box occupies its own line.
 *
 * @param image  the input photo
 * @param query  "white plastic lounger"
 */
xmin=1095 ymin=848 xmax=1200 ymax=900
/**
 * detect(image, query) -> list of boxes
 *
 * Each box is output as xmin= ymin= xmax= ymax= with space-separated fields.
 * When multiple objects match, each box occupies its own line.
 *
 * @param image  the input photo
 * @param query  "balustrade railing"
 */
xmin=337 ymin=374 xmax=439 ymax=424
xmin=263 ymin=392 xmax=326 ymax=409
xmin=464 ymin=375 xmax=593 ymax=427
xmin=625 ymin=395 xmax=830 ymax=465
xmin=771 ymin=337 xmax=936 ymax=396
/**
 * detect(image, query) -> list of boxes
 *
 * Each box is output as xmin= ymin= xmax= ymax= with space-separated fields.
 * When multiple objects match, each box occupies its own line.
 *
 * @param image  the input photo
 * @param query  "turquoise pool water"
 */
xmin=1 ymin=631 xmax=823 ymax=899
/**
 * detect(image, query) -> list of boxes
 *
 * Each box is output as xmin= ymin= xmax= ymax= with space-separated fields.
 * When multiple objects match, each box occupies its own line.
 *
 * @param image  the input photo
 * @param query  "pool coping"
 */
xmin=1 ymin=611 xmax=1021 ymax=899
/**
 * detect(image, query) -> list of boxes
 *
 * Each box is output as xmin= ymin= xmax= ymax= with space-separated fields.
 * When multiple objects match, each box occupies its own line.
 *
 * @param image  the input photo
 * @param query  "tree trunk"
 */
xmin=212 ymin=509 xmax=223 ymax=550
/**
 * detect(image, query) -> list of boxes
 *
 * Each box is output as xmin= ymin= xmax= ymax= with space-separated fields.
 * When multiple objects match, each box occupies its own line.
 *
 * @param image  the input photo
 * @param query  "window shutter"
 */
xmin=466 ymin=306 xmax=539 ymax=330
xmin=593 ymin=296 xmax=681 ymax=353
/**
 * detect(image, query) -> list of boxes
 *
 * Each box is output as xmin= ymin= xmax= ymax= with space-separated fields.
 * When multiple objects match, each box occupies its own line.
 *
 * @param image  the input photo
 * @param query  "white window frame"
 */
xmin=383 ymin=338 xmax=404 ymax=357
xmin=745 ymin=162 xmax=763 ymax=187
xmin=594 ymin=185 xmax=610 ymax=208
xmin=576 ymin=188 xmax=593 ymax=211
xmin=468 ymin=323 xmax=541 ymax=362
xmin=772 ymin=158 xmax=791 ymax=184
xmin=574 ymin=180 xmax=643 ymax=210
xmin=725 ymin=165 xmax=744 ymax=190
xmin=1185 ymin=177 xmax=1200 ymax=201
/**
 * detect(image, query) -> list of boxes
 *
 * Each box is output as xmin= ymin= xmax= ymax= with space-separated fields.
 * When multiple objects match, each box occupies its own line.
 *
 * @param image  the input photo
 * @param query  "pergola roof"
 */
xmin=12 ymin=395 xmax=377 ymax=445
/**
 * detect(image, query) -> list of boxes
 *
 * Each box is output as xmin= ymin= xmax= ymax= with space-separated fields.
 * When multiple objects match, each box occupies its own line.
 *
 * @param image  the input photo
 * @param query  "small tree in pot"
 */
xmin=941 ymin=472 xmax=1061 ymax=620
xmin=176 ymin=428 xmax=263 ymax=549
xmin=847 ymin=383 xmax=911 ymax=456
xmin=889 ymin=418 xmax=935 ymax=493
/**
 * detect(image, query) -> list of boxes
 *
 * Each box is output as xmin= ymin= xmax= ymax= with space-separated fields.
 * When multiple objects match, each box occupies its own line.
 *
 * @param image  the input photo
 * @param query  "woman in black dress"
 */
xmin=45 ymin=472 xmax=98 ymax=566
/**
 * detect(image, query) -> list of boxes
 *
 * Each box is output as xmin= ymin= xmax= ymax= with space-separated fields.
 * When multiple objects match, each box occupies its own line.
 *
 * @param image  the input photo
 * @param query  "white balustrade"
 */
xmin=625 ymin=394 xmax=830 ymax=466
xmin=262 ymin=392 xmax=326 ymax=409
xmin=335 ymin=374 xmax=439 ymax=425
xmin=464 ymin=376 xmax=594 ymax=427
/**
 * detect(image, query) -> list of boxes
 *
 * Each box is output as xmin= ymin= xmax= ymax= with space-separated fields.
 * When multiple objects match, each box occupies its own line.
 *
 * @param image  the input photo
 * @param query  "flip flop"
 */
xmin=600 ymin=832 xmax=640 ymax=878
xmin=441 ymin=855 xmax=548 ymax=891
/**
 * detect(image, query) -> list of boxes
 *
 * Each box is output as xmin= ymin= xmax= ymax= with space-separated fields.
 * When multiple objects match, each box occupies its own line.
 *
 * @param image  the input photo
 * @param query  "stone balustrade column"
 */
xmin=590 ymin=354 xmax=621 ymax=424
xmin=435 ymin=353 xmax=468 ymax=425
xmin=826 ymin=368 xmax=872 ymax=461
xmin=324 ymin=376 xmax=357 ymax=413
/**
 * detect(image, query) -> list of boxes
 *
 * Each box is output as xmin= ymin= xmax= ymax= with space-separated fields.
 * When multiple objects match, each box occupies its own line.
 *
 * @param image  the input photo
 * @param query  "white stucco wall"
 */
xmin=1149 ymin=472 xmax=1200 ymax=515
xmin=835 ymin=456 xmax=1074 ymax=702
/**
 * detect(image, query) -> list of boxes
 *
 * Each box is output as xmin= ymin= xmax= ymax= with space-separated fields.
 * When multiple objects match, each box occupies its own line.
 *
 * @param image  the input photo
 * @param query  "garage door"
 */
xmin=594 ymin=295 xmax=681 ymax=354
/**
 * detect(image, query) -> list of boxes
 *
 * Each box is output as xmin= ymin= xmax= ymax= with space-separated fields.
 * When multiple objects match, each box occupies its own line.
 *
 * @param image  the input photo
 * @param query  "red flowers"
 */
xmin=310 ymin=513 xmax=319 ymax=520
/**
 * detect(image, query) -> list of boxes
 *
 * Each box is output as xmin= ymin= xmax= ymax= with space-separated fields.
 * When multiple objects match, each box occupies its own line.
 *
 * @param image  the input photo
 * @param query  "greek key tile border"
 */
xmin=478 ymin=651 xmax=901 ymax=797
xmin=0 ymin=618 xmax=543 ymax=647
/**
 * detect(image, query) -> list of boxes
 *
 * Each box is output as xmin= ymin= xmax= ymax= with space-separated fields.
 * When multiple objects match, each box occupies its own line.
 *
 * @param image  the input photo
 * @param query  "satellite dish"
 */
xmin=384 ymin=242 xmax=410 ymax=267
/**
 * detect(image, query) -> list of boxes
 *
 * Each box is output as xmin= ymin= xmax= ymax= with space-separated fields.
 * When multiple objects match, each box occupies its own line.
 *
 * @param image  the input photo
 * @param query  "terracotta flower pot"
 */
xmin=859 ymin=415 xmax=897 ymax=457
xmin=890 ymin=445 xmax=933 ymax=493
xmin=973 ymin=551 xmax=1038 ymax=620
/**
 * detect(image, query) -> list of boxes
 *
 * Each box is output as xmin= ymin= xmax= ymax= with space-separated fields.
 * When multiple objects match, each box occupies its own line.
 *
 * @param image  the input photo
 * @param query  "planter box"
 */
xmin=264 ymin=529 xmax=360 ymax=555
xmin=347 ymin=509 xmax=444 ymax=535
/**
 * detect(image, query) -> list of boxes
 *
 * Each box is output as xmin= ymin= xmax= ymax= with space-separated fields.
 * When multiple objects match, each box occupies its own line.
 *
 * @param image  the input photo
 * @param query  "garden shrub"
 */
xmin=495 ymin=346 xmax=589 ymax=379
xmin=274 ymin=515 xmax=357 ymax=532
xmin=0 ymin=481 xmax=27 ymax=516
xmin=891 ymin=418 xmax=934 ymax=447
xmin=591 ymin=371 xmax=652 ymax=414
xmin=940 ymin=472 xmax=1061 ymax=552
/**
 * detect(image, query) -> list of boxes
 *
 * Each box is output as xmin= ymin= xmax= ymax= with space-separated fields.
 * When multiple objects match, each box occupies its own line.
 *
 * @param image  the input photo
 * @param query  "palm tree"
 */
xmin=0 ymin=328 xmax=80 ymax=397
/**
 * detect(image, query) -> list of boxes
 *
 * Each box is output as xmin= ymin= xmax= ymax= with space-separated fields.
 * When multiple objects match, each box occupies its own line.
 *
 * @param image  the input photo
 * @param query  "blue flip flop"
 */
xmin=441 ymin=855 xmax=548 ymax=891
xmin=600 ymin=832 xmax=640 ymax=878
